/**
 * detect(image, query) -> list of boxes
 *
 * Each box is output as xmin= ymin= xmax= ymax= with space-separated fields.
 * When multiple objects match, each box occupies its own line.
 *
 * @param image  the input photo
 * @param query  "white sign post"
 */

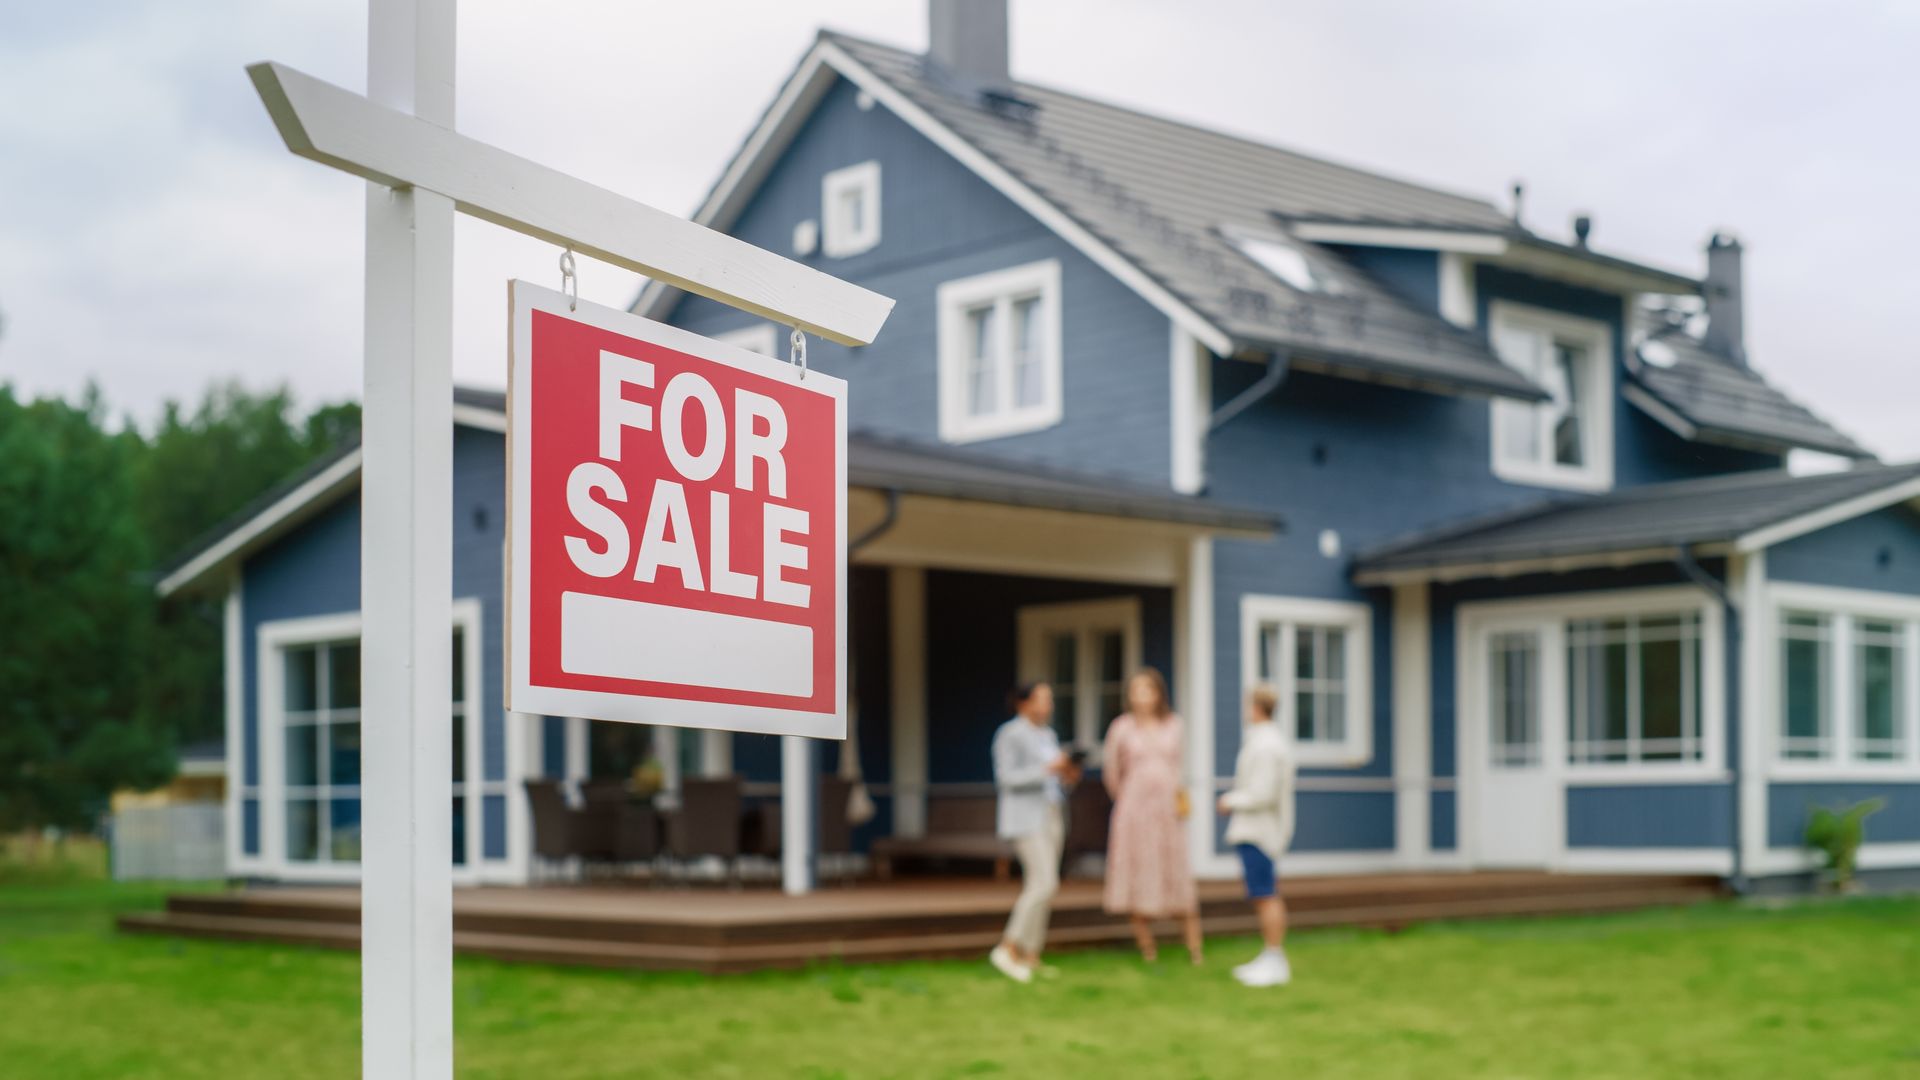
xmin=248 ymin=4 xmax=891 ymax=1075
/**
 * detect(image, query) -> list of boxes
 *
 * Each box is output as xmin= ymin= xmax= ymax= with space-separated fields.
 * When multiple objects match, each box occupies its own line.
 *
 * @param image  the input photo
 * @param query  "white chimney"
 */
xmin=928 ymin=0 xmax=1012 ymax=98
xmin=1703 ymin=232 xmax=1746 ymax=367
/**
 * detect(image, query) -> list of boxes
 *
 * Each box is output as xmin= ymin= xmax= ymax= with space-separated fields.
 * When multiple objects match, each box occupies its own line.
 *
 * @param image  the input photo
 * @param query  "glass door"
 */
xmin=1472 ymin=622 xmax=1559 ymax=867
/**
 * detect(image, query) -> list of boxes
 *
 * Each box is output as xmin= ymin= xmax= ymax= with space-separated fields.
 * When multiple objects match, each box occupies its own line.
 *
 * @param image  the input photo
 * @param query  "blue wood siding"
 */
xmin=238 ymin=427 xmax=515 ymax=864
xmin=1566 ymin=784 xmax=1732 ymax=848
xmin=1430 ymin=789 xmax=1456 ymax=850
xmin=1767 ymin=505 xmax=1920 ymax=595
xmin=665 ymin=78 xmax=1174 ymax=487
xmin=1330 ymin=245 xmax=1440 ymax=311
xmin=1768 ymin=782 xmax=1920 ymax=847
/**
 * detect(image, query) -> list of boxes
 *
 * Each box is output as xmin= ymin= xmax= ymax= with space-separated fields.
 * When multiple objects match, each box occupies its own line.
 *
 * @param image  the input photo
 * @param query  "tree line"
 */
xmin=0 ymin=382 xmax=359 ymax=832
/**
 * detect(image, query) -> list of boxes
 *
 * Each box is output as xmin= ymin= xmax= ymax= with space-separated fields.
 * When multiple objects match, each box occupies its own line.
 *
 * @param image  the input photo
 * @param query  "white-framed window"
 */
xmin=1488 ymin=301 xmax=1613 ymax=492
xmin=936 ymin=259 xmax=1063 ymax=444
xmin=259 ymin=602 xmax=489 ymax=877
xmin=1773 ymin=584 xmax=1920 ymax=772
xmin=1016 ymin=596 xmax=1142 ymax=754
xmin=821 ymin=160 xmax=881 ymax=258
xmin=1780 ymin=611 xmax=1833 ymax=760
xmin=1459 ymin=586 xmax=1725 ymax=783
xmin=1567 ymin=612 xmax=1705 ymax=765
xmin=712 ymin=322 xmax=777 ymax=358
xmin=1241 ymin=595 xmax=1372 ymax=766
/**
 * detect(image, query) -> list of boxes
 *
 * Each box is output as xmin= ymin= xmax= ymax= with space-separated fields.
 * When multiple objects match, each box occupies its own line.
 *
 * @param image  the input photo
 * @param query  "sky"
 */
xmin=3 ymin=0 xmax=1917 ymax=457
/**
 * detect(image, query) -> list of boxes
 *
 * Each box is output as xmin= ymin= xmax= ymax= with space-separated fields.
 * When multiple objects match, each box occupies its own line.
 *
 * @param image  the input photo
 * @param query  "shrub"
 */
xmin=1804 ymin=798 xmax=1885 ymax=890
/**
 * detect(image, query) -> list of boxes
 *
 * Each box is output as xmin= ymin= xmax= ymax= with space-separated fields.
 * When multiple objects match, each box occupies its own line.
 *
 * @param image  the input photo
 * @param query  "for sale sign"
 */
xmin=507 ymin=281 xmax=846 ymax=738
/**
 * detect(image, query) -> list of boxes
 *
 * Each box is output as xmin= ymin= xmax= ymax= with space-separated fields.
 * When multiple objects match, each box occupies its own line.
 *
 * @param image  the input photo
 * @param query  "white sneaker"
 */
xmin=1234 ymin=952 xmax=1291 ymax=988
xmin=989 ymin=944 xmax=1033 ymax=984
xmin=1231 ymin=954 xmax=1265 ymax=979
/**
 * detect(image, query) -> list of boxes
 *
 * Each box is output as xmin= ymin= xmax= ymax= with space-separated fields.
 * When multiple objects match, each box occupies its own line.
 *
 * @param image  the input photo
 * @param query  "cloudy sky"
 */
xmin=4 ymin=1 xmax=1916 ymax=457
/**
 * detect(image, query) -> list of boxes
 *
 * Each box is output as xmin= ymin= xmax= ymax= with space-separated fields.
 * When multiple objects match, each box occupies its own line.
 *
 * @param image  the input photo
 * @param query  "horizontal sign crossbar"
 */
xmin=248 ymin=61 xmax=893 ymax=346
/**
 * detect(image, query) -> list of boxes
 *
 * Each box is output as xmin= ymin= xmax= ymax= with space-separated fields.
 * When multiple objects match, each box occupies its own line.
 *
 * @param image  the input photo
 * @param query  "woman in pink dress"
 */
xmin=1102 ymin=667 xmax=1202 ymax=964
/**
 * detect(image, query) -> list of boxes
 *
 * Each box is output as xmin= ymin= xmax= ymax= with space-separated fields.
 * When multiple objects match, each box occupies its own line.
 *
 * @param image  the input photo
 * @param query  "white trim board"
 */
xmin=1737 ymin=478 xmax=1920 ymax=552
xmin=157 ymin=409 xmax=510 ymax=598
xmin=631 ymin=39 xmax=1235 ymax=358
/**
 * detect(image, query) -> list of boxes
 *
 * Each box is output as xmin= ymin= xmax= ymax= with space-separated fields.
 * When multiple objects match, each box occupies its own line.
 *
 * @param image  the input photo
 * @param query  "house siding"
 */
xmin=238 ymin=427 xmax=517 ymax=866
xmin=1767 ymin=505 xmax=1920 ymax=595
xmin=1567 ymin=784 xmax=1732 ymax=848
xmin=665 ymin=77 xmax=1174 ymax=487
xmin=1768 ymin=783 xmax=1920 ymax=848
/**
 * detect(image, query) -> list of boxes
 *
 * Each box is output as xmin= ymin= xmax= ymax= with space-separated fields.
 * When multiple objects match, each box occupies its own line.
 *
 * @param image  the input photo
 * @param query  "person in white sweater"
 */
xmin=1215 ymin=684 xmax=1297 ymax=987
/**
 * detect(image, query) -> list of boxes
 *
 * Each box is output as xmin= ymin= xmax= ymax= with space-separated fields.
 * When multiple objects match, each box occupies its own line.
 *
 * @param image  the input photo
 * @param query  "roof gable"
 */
xmin=634 ymin=31 xmax=1548 ymax=402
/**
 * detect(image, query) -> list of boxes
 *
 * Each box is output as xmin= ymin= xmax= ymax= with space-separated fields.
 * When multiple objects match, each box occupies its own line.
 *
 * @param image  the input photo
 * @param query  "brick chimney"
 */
xmin=928 ymin=0 xmax=1012 ymax=98
xmin=1703 ymin=232 xmax=1747 ymax=367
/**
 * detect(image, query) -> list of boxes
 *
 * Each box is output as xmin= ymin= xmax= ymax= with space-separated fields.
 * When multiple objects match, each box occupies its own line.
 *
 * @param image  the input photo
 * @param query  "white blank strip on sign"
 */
xmin=560 ymin=592 xmax=814 ymax=698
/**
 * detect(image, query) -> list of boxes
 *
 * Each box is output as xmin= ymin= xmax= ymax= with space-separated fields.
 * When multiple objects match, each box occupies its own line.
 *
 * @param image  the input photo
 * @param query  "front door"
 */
xmin=1472 ymin=623 xmax=1559 ymax=866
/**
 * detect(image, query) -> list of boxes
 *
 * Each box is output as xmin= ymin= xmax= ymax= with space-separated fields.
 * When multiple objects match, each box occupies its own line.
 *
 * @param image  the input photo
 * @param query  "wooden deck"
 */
xmin=119 ymin=871 xmax=1722 ymax=973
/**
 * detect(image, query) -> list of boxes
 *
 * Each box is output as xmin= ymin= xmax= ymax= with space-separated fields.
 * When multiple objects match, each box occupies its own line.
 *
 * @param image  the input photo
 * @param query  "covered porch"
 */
xmin=557 ymin=434 xmax=1278 ymax=895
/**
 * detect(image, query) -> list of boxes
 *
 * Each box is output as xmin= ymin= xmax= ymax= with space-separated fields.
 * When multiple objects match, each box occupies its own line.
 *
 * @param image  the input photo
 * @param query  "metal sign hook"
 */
xmin=558 ymin=248 xmax=578 ymax=311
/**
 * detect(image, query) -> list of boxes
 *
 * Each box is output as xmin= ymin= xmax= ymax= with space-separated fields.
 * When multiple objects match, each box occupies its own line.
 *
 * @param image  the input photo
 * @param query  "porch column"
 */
xmin=781 ymin=737 xmax=817 ymax=895
xmin=699 ymin=730 xmax=733 ymax=777
xmin=889 ymin=566 xmax=929 ymax=837
xmin=1176 ymin=536 xmax=1216 ymax=874
xmin=1733 ymin=551 xmax=1768 ymax=880
xmin=1392 ymin=583 xmax=1432 ymax=865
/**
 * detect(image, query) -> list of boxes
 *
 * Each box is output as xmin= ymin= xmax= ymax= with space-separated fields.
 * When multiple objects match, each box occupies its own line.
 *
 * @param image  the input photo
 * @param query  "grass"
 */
xmin=2 ymin=860 xmax=1918 ymax=1078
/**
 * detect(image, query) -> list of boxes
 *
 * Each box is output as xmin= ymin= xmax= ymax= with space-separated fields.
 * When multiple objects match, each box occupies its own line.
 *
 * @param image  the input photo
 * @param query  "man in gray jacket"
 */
xmin=989 ymin=681 xmax=1079 ymax=983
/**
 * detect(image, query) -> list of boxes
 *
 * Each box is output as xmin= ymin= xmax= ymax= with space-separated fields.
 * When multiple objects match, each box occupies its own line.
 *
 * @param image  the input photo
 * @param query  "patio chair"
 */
xmin=580 ymin=779 xmax=662 ymax=874
xmin=817 ymin=775 xmax=853 ymax=883
xmin=664 ymin=776 xmax=744 ymax=883
xmin=524 ymin=779 xmax=587 ymax=881
xmin=1063 ymin=777 xmax=1113 ymax=875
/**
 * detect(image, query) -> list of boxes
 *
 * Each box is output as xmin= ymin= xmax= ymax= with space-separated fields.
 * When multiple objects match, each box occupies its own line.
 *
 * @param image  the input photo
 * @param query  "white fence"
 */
xmin=111 ymin=804 xmax=225 ymax=881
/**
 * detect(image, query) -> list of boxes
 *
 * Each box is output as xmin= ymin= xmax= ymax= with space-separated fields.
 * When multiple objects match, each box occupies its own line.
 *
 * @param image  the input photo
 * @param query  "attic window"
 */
xmin=1228 ymin=232 xmax=1340 ymax=295
xmin=821 ymin=161 xmax=881 ymax=258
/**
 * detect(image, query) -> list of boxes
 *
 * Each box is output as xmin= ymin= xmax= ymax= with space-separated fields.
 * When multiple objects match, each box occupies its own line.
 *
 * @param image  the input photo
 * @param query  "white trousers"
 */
xmin=1003 ymin=804 xmax=1064 ymax=955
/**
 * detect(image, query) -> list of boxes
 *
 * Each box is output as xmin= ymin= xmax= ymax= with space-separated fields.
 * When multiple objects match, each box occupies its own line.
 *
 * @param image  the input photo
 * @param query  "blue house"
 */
xmin=163 ymin=1 xmax=1920 ymax=891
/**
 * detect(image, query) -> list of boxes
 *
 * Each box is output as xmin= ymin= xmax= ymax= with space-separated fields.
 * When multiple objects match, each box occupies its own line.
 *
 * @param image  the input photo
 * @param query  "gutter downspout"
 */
xmin=1673 ymin=544 xmax=1749 ymax=895
xmin=850 ymin=488 xmax=901 ymax=553
xmin=1209 ymin=350 xmax=1290 ymax=432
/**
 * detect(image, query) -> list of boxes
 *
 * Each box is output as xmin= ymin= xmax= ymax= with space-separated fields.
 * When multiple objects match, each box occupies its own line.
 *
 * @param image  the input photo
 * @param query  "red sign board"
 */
xmin=507 ymin=282 xmax=846 ymax=738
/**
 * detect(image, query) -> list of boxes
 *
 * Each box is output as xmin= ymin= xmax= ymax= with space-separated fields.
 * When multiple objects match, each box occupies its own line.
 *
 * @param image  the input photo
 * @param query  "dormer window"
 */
xmin=1489 ymin=301 xmax=1613 ymax=492
xmin=821 ymin=161 xmax=881 ymax=257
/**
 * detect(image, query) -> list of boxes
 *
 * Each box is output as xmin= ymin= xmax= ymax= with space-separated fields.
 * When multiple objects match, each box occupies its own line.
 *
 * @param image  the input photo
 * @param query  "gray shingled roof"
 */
xmin=1629 ymin=313 xmax=1868 ymax=459
xmin=824 ymin=32 xmax=1549 ymax=401
xmin=1354 ymin=463 xmax=1920 ymax=580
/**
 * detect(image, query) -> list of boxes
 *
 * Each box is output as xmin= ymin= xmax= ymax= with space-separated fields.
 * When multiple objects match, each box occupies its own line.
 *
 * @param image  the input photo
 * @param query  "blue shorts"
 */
xmin=1236 ymin=843 xmax=1279 ymax=899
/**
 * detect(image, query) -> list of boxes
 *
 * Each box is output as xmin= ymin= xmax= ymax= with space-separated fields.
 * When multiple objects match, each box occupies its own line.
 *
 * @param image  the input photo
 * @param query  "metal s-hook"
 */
xmin=789 ymin=327 xmax=807 ymax=379
xmin=558 ymin=248 xmax=578 ymax=311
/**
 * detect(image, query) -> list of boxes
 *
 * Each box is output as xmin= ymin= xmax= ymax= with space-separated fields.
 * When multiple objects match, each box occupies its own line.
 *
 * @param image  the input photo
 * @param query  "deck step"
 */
xmin=118 ymin=880 xmax=1720 ymax=973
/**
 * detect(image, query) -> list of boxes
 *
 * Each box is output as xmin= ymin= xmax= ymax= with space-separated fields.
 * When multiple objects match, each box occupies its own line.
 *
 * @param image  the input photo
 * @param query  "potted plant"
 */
xmin=1804 ymin=797 xmax=1885 ymax=893
xmin=630 ymin=757 xmax=666 ymax=799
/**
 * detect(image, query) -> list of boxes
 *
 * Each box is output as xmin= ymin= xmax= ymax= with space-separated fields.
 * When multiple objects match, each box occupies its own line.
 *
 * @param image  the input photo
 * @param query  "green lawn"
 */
xmin=3 ymin=866 xmax=1918 ymax=1078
